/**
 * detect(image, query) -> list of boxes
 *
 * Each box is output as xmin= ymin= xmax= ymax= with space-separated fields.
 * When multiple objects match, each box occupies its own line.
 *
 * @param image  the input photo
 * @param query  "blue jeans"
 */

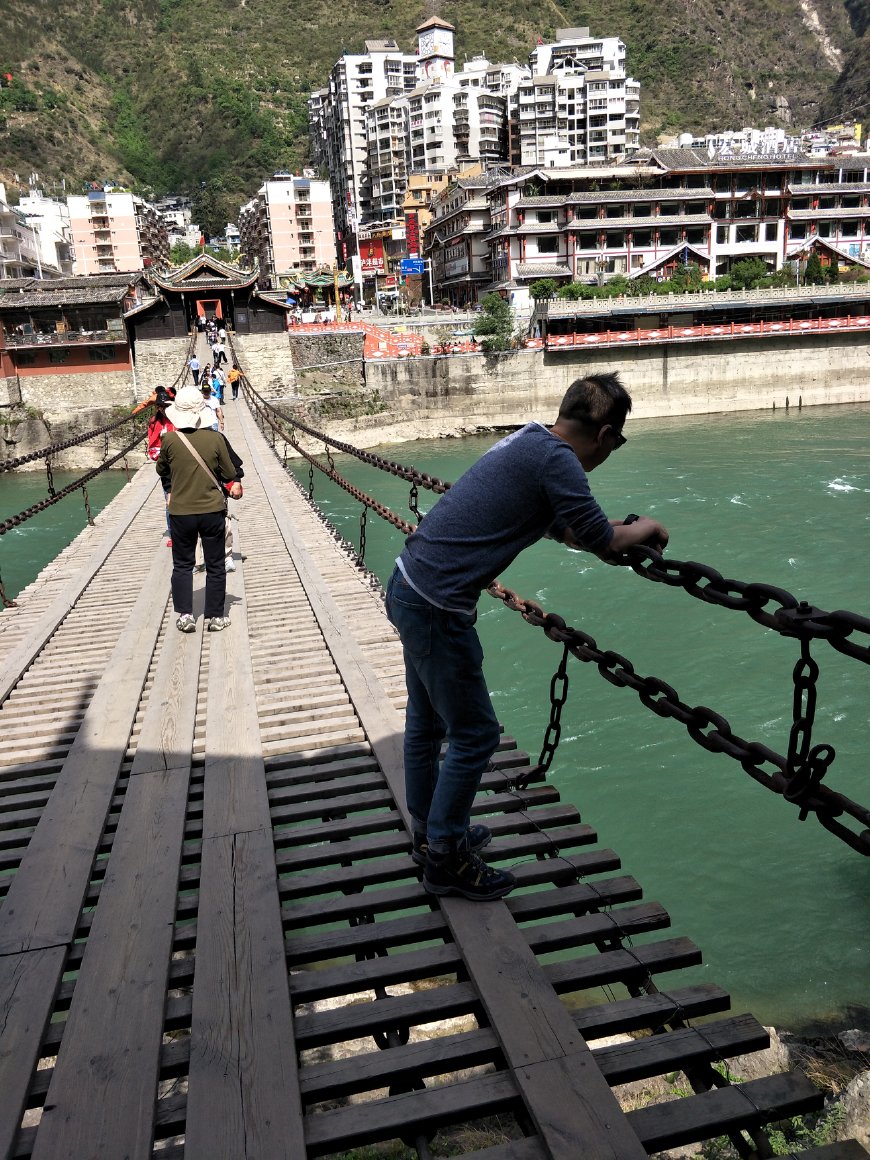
xmin=385 ymin=567 xmax=500 ymax=846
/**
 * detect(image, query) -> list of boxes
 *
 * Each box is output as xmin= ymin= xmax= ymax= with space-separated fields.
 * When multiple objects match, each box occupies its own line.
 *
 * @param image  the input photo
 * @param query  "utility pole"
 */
xmin=333 ymin=262 xmax=342 ymax=323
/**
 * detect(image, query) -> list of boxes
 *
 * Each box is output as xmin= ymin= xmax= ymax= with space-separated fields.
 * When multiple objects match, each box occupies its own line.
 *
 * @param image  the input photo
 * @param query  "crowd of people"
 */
xmin=139 ymin=324 xmax=247 ymax=635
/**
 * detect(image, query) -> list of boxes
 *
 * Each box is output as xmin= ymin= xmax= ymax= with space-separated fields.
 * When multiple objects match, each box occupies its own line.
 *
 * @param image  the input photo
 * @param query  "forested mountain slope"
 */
xmin=0 ymin=0 xmax=865 ymax=221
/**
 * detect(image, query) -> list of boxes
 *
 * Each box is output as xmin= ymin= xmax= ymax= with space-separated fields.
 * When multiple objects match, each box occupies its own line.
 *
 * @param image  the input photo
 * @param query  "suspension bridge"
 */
xmin=0 ymin=336 xmax=868 ymax=1160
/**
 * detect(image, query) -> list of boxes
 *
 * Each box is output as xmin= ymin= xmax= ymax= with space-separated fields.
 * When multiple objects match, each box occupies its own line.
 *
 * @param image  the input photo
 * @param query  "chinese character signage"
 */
xmin=360 ymin=237 xmax=385 ymax=274
xmin=405 ymin=213 xmax=420 ymax=258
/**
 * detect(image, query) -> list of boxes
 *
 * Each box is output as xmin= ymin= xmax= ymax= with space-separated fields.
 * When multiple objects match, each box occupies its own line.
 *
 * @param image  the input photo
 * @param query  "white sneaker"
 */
xmin=225 ymin=556 xmax=236 ymax=572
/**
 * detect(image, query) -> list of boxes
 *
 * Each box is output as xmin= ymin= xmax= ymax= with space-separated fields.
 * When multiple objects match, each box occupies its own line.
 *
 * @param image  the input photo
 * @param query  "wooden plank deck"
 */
xmin=0 ymin=380 xmax=865 ymax=1160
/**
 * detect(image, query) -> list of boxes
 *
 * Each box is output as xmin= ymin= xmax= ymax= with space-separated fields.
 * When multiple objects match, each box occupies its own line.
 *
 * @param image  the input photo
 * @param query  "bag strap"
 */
xmin=174 ymin=430 xmax=225 ymax=498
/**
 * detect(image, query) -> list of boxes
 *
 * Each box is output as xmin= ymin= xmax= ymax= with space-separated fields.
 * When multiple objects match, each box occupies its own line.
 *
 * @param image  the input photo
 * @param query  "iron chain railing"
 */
xmin=240 ymin=375 xmax=870 ymax=855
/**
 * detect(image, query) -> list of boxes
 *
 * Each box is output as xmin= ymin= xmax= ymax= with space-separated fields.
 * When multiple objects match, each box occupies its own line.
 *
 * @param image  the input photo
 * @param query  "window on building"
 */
xmin=765 ymin=222 xmax=778 ymax=241
xmin=789 ymin=224 xmax=807 ymax=240
xmin=658 ymin=228 xmax=678 ymax=246
xmin=89 ymin=346 xmax=115 ymax=361
xmin=537 ymin=236 xmax=559 ymax=254
xmin=577 ymin=232 xmax=597 ymax=250
xmin=840 ymin=220 xmax=859 ymax=237
xmin=735 ymin=225 xmax=757 ymax=243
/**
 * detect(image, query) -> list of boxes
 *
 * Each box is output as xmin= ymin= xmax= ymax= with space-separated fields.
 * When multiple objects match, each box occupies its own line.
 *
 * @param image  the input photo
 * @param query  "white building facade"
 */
xmin=16 ymin=190 xmax=73 ymax=276
xmin=0 ymin=185 xmax=45 ymax=280
xmin=238 ymin=174 xmax=335 ymax=284
xmin=511 ymin=29 xmax=640 ymax=166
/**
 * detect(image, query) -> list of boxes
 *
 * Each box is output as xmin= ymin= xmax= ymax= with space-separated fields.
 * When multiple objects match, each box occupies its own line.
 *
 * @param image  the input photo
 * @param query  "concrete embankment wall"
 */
xmin=324 ymin=331 xmax=870 ymax=448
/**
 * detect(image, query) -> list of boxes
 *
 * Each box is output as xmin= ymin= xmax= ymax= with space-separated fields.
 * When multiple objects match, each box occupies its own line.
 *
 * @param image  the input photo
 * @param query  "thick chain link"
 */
xmin=239 ymin=374 xmax=870 ymax=855
xmin=0 ymin=430 xmax=147 ymax=537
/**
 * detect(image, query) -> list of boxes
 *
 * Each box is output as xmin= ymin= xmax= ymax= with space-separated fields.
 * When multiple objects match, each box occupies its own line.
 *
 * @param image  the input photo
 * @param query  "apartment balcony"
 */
xmin=5 ymin=329 xmax=124 ymax=350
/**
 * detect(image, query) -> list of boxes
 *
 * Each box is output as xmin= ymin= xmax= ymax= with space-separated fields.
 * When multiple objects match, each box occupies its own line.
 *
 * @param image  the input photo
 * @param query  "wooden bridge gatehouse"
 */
xmin=0 ymin=335 xmax=867 ymax=1160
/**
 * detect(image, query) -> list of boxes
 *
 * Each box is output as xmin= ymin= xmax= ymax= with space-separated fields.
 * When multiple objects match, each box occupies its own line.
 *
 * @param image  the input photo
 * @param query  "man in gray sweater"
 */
xmin=385 ymin=372 xmax=668 ymax=900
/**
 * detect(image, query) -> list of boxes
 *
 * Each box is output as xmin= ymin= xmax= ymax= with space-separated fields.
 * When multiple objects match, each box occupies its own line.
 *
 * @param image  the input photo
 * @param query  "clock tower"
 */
xmin=416 ymin=16 xmax=456 ymax=81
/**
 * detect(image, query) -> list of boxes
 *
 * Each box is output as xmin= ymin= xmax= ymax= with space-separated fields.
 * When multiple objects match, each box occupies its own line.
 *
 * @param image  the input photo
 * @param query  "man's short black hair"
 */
xmin=558 ymin=372 xmax=632 ymax=430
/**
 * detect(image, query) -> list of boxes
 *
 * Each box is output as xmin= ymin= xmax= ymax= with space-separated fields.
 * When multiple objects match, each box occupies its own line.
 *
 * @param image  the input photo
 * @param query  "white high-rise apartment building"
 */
xmin=308 ymin=39 xmax=419 ymax=252
xmin=17 ymin=190 xmax=73 ymax=275
xmin=361 ymin=24 xmax=510 ymax=226
xmin=311 ymin=20 xmax=517 ymax=242
xmin=238 ymin=174 xmax=335 ymax=284
xmin=0 ymin=185 xmax=45 ymax=279
xmin=511 ymin=28 xmax=640 ymax=166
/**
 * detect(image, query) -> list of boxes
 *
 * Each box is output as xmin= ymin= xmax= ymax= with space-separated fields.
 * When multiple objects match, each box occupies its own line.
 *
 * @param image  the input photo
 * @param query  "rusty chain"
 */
xmin=0 ymin=429 xmax=147 ymax=537
xmin=0 ymin=409 xmax=147 ymax=474
xmin=239 ymin=375 xmax=870 ymax=855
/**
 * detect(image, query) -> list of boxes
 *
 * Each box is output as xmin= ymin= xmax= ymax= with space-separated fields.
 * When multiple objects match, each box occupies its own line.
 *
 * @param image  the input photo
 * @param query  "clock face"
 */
xmin=432 ymin=29 xmax=453 ymax=56
xmin=418 ymin=30 xmax=434 ymax=55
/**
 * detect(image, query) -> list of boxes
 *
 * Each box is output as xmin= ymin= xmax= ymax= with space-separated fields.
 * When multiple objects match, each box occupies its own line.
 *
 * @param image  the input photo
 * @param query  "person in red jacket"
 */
xmin=145 ymin=387 xmax=176 ymax=543
xmin=132 ymin=384 xmax=176 ymax=417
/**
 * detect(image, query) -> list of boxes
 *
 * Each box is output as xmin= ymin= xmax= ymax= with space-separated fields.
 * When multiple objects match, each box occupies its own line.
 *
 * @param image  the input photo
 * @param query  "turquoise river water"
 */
xmin=288 ymin=401 xmax=870 ymax=1035
xmin=1 ymin=402 xmax=868 ymax=1033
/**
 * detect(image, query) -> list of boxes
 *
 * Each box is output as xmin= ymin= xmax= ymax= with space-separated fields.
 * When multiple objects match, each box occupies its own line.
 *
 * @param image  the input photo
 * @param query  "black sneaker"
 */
xmin=412 ymin=824 xmax=492 ymax=867
xmin=423 ymin=846 xmax=516 ymax=901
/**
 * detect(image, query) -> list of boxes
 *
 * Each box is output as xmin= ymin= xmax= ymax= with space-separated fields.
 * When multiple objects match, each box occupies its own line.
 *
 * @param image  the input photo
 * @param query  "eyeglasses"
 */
xmin=609 ymin=428 xmax=627 ymax=449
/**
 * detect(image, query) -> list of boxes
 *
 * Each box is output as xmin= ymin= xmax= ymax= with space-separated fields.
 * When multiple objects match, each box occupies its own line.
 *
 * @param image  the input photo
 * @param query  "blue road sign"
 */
xmin=400 ymin=259 xmax=426 ymax=275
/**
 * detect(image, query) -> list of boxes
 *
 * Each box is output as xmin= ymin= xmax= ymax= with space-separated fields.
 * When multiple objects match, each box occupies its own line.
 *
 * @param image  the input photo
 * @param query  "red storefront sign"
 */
xmin=360 ymin=237 xmax=385 ymax=274
xmin=405 ymin=213 xmax=420 ymax=257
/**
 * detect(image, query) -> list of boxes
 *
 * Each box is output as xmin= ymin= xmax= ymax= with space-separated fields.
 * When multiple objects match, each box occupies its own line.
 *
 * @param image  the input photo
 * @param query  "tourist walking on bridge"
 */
xmin=386 ymin=373 xmax=669 ymax=901
xmin=157 ymin=386 xmax=242 ymax=633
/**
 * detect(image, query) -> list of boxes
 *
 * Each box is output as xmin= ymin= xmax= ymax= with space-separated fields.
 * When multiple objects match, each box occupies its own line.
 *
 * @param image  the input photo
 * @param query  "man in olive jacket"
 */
xmin=156 ymin=385 xmax=242 ymax=633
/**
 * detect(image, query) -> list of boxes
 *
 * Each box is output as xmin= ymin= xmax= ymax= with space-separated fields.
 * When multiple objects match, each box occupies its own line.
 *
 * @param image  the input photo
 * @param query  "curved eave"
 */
xmin=150 ymin=271 xmax=260 ymax=293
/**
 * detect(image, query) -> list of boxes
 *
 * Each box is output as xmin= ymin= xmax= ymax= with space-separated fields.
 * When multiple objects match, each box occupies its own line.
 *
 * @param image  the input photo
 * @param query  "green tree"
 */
xmin=670 ymin=262 xmax=704 ymax=291
xmin=804 ymin=252 xmax=825 ymax=285
xmin=473 ymin=292 xmax=514 ymax=352
xmin=729 ymin=257 xmax=769 ymax=289
xmin=529 ymin=278 xmax=558 ymax=301
xmin=170 ymin=240 xmax=200 ymax=265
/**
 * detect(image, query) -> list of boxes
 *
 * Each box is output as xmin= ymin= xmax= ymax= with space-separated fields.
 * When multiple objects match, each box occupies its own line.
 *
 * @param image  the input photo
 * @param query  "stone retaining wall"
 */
xmin=1 ymin=407 xmax=146 ymax=470
xmin=10 ymin=370 xmax=136 ymax=422
xmin=233 ymin=332 xmax=295 ymax=399
xmin=313 ymin=331 xmax=870 ymax=449
xmin=134 ymin=337 xmax=192 ymax=400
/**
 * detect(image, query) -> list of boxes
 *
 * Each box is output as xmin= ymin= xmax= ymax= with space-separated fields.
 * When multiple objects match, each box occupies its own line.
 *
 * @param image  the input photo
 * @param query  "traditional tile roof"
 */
xmin=515 ymin=222 xmax=563 ymax=233
xmin=151 ymin=253 xmax=259 ymax=292
xmin=0 ymin=272 xmax=144 ymax=294
xmin=566 ymin=187 xmax=714 ymax=203
xmin=785 ymin=234 xmax=870 ymax=268
xmin=516 ymin=263 xmax=572 ymax=278
xmin=625 ymin=241 xmax=711 ymax=279
xmin=515 ymin=196 xmax=568 ymax=208
xmin=788 ymin=206 xmax=870 ymax=220
xmin=0 ymin=285 xmax=133 ymax=310
xmin=787 ymin=182 xmax=870 ymax=194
